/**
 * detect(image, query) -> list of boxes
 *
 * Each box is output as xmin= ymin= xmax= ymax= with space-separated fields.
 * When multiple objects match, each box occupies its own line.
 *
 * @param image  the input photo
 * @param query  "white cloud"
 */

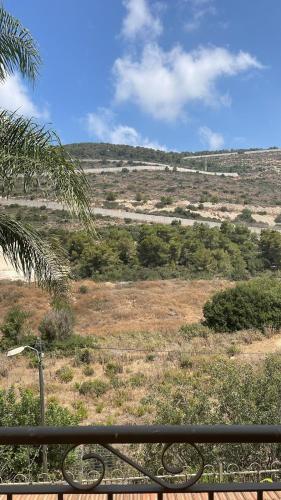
xmin=86 ymin=107 xmax=167 ymax=150
xmin=0 ymin=73 xmax=49 ymax=119
xmin=122 ymin=0 xmax=162 ymax=39
xmin=113 ymin=43 xmax=263 ymax=121
xmin=199 ymin=126 xmax=224 ymax=150
xmin=184 ymin=0 xmax=216 ymax=32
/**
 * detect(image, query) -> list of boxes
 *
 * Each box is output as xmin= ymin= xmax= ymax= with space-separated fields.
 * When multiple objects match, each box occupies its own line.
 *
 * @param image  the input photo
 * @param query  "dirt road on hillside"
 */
xmin=0 ymin=197 xmax=270 ymax=234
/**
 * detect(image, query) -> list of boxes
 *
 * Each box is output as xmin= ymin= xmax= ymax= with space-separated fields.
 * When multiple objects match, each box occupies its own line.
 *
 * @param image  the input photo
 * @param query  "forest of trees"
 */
xmin=65 ymin=142 xmax=266 ymax=164
xmin=47 ymin=222 xmax=281 ymax=282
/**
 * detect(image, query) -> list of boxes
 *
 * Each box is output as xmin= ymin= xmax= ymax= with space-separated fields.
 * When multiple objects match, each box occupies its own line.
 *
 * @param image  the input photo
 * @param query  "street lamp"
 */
xmin=7 ymin=342 xmax=48 ymax=474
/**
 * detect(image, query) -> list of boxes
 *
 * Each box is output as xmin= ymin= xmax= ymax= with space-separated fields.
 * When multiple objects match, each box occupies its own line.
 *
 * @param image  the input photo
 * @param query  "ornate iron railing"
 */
xmin=0 ymin=425 xmax=281 ymax=499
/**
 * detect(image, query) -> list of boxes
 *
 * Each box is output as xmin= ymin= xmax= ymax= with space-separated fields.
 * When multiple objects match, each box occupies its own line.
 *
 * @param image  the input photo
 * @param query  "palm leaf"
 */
xmin=0 ymin=6 xmax=40 ymax=81
xmin=0 ymin=110 xmax=94 ymax=229
xmin=0 ymin=212 xmax=69 ymax=297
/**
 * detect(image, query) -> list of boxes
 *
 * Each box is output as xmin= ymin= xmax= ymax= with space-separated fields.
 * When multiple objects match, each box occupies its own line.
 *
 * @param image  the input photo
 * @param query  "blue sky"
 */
xmin=2 ymin=0 xmax=281 ymax=152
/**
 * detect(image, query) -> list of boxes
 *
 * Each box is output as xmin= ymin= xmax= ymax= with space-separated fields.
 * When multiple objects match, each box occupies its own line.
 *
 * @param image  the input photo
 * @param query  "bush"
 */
xmin=78 ymin=285 xmax=88 ymax=294
xmin=106 ymin=192 xmax=117 ymax=201
xmin=56 ymin=366 xmax=74 ymax=383
xmin=71 ymin=400 xmax=88 ymax=420
xmin=129 ymin=372 xmax=146 ymax=387
xmin=203 ymin=278 xmax=281 ymax=332
xmin=77 ymin=348 xmax=93 ymax=365
xmin=39 ymin=309 xmax=74 ymax=344
xmin=1 ymin=307 xmax=30 ymax=344
xmin=236 ymin=208 xmax=254 ymax=223
xmin=179 ymin=323 xmax=211 ymax=340
xmin=78 ymin=379 xmax=109 ymax=397
xmin=226 ymin=345 xmax=241 ymax=357
xmin=51 ymin=335 xmax=96 ymax=355
xmin=83 ymin=365 xmax=94 ymax=376
xmin=145 ymin=353 xmax=155 ymax=362
xmin=104 ymin=361 xmax=123 ymax=377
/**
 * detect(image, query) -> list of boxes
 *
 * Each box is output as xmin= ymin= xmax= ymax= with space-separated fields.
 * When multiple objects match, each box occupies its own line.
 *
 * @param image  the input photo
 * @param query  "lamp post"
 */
xmin=7 ymin=342 xmax=48 ymax=474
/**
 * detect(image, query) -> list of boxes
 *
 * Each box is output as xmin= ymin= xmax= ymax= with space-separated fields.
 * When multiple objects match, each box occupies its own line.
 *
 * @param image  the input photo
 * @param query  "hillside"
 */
xmin=65 ymin=142 xmax=281 ymax=172
xmin=63 ymin=143 xmax=281 ymax=228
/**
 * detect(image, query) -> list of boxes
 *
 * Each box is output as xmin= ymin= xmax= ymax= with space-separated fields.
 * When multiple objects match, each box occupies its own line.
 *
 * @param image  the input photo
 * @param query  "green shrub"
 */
xmin=236 ymin=208 xmax=254 ymax=223
xmin=1 ymin=307 xmax=30 ymax=345
xmin=203 ymin=278 xmax=281 ymax=332
xmin=226 ymin=345 xmax=241 ymax=357
xmin=145 ymin=353 xmax=155 ymax=362
xmin=77 ymin=348 xmax=93 ymax=365
xmin=78 ymin=379 xmax=109 ymax=397
xmin=56 ymin=366 xmax=74 ymax=383
xmin=83 ymin=365 xmax=94 ymax=376
xmin=52 ymin=335 xmax=96 ymax=355
xmin=104 ymin=361 xmax=123 ymax=377
xmin=179 ymin=323 xmax=211 ymax=340
xmin=129 ymin=372 xmax=146 ymax=387
xmin=106 ymin=191 xmax=117 ymax=201
xmin=71 ymin=400 xmax=88 ymax=420
xmin=78 ymin=285 xmax=88 ymax=294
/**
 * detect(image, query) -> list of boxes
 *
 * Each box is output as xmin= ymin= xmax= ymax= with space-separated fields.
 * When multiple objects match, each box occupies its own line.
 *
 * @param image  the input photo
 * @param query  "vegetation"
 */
xmin=77 ymin=379 xmax=109 ymax=397
xmin=46 ymin=223 xmax=281 ymax=282
xmin=39 ymin=309 xmax=74 ymax=344
xmin=0 ymin=306 xmax=35 ymax=349
xmin=0 ymin=387 xmax=80 ymax=481
xmin=152 ymin=354 xmax=281 ymax=467
xmin=0 ymin=6 xmax=92 ymax=298
xmin=203 ymin=278 xmax=281 ymax=332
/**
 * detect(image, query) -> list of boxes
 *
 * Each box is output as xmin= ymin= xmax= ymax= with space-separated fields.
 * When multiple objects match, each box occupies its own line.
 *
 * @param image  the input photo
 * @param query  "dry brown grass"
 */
xmin=0 ymin=277 xmax=232 ymax=423
xmin=0 ymin=276 xmax=280 ymax=425
xmin=0 ymin=278 xmax=230 ymax=338
xmin=73 ymin=279 xmax=229 ymax=337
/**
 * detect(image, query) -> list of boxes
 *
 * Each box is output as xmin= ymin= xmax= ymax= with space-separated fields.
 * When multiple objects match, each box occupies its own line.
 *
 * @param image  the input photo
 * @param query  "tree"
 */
xmin=260 ymin=230 xmax=281 ymax=269
xmin=138 ymin=234 xmax=170 ymax=267
xmin=0 ymin=387 xmax=79 ymax=480
xmin=0 ymin=7 xmax=92 ymax=297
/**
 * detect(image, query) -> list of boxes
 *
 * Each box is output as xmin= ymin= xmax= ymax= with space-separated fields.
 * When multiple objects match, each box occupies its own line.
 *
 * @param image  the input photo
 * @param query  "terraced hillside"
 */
xmin=63 ymin=144 xmax=281 ymax=229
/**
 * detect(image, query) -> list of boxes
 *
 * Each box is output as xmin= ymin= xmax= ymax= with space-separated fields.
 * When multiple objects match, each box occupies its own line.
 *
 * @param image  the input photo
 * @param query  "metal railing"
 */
xmin=0 ymin=424 xmax=281 ymax=499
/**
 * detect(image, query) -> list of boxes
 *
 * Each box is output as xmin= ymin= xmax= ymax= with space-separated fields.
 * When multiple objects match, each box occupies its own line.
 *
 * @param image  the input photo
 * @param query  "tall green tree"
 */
xmin=0 ymin=7 xmax=92 ymax=297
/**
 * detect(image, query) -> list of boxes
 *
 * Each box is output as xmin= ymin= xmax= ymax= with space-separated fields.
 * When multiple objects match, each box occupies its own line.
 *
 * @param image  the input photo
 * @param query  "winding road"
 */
xmin=83 ymin=165 xmax=238 ymax=177
xmin=0 ymin=197 xmax=274 ymax=234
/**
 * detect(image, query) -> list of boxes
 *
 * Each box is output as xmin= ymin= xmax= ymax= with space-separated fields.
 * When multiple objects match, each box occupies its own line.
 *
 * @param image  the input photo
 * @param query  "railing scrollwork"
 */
xmin=62 ymin=442 xmax=205 ymax=491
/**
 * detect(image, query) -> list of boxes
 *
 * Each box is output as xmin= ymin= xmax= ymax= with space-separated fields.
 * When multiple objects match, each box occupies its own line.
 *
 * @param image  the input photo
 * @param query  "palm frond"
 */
xmin=0 ymin=6 xmax=40 ymax=81
xmin=0 ymin=212 xmax=69 ymax=297
xmin=0 ymin=110 xmax=94 ymax=230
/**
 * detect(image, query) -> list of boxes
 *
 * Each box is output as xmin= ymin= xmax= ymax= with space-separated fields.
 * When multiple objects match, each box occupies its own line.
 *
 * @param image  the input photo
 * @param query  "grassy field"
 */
xmin=1 ymin=278 xmax=280 ymax=425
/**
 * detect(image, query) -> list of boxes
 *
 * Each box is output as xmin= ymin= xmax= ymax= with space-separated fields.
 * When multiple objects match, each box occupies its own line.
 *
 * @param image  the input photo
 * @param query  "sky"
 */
xmin=2 ymin=0 xmax=281 ymax=152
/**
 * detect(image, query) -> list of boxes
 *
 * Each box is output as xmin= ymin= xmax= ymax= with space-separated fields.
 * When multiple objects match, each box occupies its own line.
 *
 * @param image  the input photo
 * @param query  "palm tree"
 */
xmin=0 ymin=6 xmax=92 ymax=297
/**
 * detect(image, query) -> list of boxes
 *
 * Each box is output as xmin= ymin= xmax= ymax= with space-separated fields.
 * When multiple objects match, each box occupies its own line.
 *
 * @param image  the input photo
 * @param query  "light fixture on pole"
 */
xmin=7 ymin=342 xmax=48 ymax=474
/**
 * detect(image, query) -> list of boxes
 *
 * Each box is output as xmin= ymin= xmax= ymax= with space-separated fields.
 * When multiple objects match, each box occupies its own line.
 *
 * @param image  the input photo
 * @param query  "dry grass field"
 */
xmin=0 ymin=278 xmax=229 ymax=339
xmin=0 ymin=278 xmax=229 ymax=424
xmin=1 ymin=278 xmax=281 ymax=424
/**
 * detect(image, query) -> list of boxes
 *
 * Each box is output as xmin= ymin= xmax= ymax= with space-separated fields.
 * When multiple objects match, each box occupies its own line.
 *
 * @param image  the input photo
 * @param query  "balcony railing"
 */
xmin=0 ymin=425 xmax=281 ymax=499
